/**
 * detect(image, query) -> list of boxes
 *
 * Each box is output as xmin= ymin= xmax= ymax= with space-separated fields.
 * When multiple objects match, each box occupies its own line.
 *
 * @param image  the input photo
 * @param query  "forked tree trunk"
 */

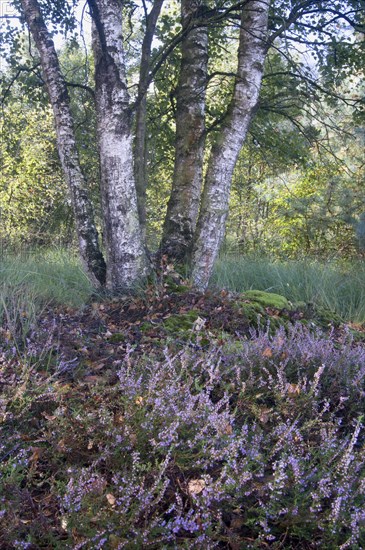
xmin=89 ymin=0 xmax=149 ymax=291
xmin=160 ymin=0 xmax=208 ymax=261
xmin=20 ymin=0 xmax=106 ymax=287
xmin=191 ymin=0 xmax=270 ymax=289
xmin=134 ymin=0 xmax=164 ymax=239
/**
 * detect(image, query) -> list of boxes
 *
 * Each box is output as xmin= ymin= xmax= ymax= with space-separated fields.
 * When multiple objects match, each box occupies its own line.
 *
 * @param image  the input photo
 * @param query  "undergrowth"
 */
xmin=1 ymin=319 xmax=365 ymax=548
xmin=1 ymin=250 xmax=365 ymax=548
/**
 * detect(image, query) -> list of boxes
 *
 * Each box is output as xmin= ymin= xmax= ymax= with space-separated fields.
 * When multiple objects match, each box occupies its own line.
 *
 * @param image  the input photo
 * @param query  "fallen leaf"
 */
xmin=56 ymin=439 xmax=67 ymax=452
xmin=113 ymin=413 xmax=124 ymax=426
xmin=30 ymin=447 xmax=43 ymax=465
xmin=258 ymin=407 xmax=272 ymax=424
xmin=193 ymin=317 xmax=206 ymax=332
xmin=106 ymin=493 xmax=116 ymax=506
xmin=83 ymin=375 xmax=104 ymax=384
xmin=109 ymin=535 xmax=122 ymax=548
xmin=287 ymin=383 xmax=300 ymax=396
xmin=188 ymin=479 xmax=206 ymax=495
xmin=218 ymin=422 xmax=233 ymax=435
xmin=231 ymin=517 xmax=245 ymax=529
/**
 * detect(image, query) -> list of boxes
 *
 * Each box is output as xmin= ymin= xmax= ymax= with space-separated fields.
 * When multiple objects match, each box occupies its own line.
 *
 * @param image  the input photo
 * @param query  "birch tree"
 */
xmin=88 ymin=0 xmax=149 ymax=290
xmin=191 ymin=0 xmax=270 ymax=289
xmin=19 ymin=0 xmax=150 ymax=291
xmin=160 ymin=0 xmax=208 ymax=261
xmin=19 ymin=0 xmax=106 ymax=287
xmin=134 ymin=0 xmax=164 ymax=238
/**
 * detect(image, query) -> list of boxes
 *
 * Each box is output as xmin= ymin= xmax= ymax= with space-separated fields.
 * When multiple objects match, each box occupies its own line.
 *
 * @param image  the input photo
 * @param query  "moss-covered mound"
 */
xmin=241 ymin=289 xmax=291 ymax=310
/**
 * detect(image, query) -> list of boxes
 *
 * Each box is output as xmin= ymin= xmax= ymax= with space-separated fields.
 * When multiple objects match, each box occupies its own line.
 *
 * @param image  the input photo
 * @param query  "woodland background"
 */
xmin=0 ymin=0 xmax=364 ymax=267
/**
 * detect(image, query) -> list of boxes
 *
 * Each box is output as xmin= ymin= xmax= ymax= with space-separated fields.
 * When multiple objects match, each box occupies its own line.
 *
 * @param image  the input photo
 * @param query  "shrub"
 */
xmin=5 ymin=324 xmax=360 ymax=548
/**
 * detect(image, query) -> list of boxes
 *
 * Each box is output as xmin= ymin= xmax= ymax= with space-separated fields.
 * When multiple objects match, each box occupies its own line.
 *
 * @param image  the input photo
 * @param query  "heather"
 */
xmin=1 ymin=276 xmax=365 ymax=548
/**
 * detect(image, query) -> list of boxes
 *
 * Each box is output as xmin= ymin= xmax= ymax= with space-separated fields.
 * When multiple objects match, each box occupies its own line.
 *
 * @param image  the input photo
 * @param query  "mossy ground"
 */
xmin=241 ymin=289 xmax=290 ymax=310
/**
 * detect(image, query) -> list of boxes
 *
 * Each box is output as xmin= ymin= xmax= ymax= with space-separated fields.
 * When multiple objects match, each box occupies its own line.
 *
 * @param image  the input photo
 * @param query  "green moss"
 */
xmin=234 ymin=296 xmax=291 ymax=334
xmin=108 ymin=332 xmax=126 ymax=343
xmin=164 ymin=276 xmax=190 ymax=294
xmin=241 ymin=290 xmax=290 ymax=310
xmin=235 ymin=301 xmax=265 ymax=324
xmin=163 ymin=310 xmax=202 ymax=337
xmin=293 ymin=302 xmax=342 ymax=328
xmin=139 ymin=321 xmax=153 ymax=333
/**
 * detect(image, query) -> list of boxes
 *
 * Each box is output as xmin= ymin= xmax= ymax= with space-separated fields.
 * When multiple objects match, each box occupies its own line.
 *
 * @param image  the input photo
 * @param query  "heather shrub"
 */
xmin=0 ymin=324 xmax=365 ymax=549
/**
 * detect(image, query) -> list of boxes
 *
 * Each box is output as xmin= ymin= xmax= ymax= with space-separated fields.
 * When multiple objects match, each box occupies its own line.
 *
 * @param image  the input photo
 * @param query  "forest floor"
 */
xmin=1 ymin=272 xmax=365 ymax=548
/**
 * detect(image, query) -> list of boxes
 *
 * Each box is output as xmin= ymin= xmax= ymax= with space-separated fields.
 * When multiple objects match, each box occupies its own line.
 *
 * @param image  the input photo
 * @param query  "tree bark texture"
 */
xmin=89 ymin=0 xmax=149 ymax=291
xmin=191 ymin=0 xmax=270 ymax=289
xmin=134 ymin=0 xmax=164 ymax=239
xmin=160 ymin=0 xmax=208 ymax=261
xmin=20 ymin=0 xmax=106 ymax=287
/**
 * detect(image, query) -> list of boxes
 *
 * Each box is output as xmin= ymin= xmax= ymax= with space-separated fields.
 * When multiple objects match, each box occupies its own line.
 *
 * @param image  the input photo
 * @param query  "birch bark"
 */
xmin=134 ymin=0 xmax=164 ymax=239
xmin=89 ymin=0 xmax=149 ymax=291
xmin=191 ymin=0 xmax=270 ymax=289
xmin=20 ymin=0 xmax=106 ymax=287
xmin=160 ymin=0 xmax=208 ymax=261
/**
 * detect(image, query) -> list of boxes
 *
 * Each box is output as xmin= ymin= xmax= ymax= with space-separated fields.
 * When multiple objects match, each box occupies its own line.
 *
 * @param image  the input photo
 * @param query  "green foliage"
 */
xmin=227 ymin=126 xmax=365 ymax=259
xmin=0 ymin=102 xmax=71 ymax=245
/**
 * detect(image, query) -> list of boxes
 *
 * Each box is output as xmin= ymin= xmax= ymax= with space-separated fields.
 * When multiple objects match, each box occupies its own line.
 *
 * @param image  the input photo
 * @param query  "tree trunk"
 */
xmin=191 ymin=0 xmax=270 ymax=290
xmin=20 ymin=0 xmax=106 ymax=287
xmin=89 ymin=0 xmax=149 ymax=291
xmin=160 ymin=0 xmax=208 ymax=261
xmin=134 ymin=0 xmax=164 ymax=239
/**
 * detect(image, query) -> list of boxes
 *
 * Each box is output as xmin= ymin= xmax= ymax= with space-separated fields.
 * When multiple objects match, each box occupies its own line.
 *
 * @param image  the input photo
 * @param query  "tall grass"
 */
xmin=0 ymin=249 xmax=95 ymax=338
xmin=212 ymin=255 xmax=365 ymax=322
xmin=0 ymin=248 xmax=94 ymax=307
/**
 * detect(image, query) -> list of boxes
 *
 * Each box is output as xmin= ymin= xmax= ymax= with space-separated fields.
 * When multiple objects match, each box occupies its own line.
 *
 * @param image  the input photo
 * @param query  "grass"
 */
xmin=2 ymin=248 xmax=365 ymax=324
xmin=0 ymin=248 xmax=95 ymax=307
xmin=212 ymin=254 xmax=365 ymax=323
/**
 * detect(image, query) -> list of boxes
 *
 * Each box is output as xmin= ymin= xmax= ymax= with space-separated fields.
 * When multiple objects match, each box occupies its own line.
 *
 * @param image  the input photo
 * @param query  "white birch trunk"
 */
xmin=191 ymin=0 xmax=270 ymax=290
xmin=160 ymin=0 xmax=208 ymax=261
xmin=20 ymin=0 xmax=106 ymax=287
xmin=89 ymin=0 xmax=149 ymax=291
